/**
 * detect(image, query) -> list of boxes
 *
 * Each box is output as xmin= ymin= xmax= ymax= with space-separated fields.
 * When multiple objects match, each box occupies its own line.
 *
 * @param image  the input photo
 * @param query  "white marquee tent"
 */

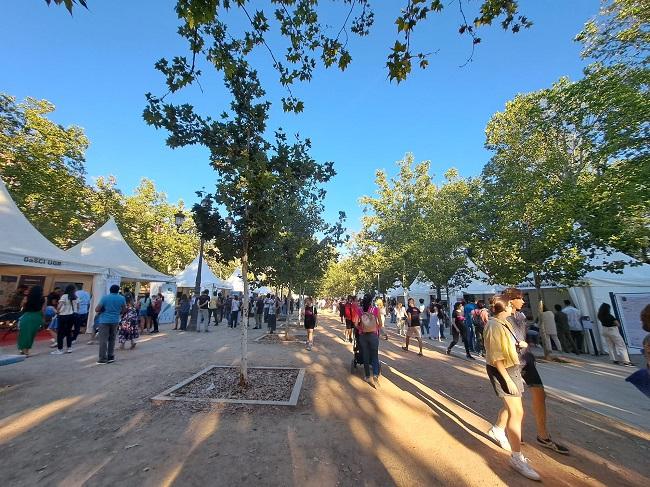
xmin=175 ymin=254 xmax=231 ymax=290
xmin=0 ymin=178 xmax=105 ymax=276
xmin=449 ymin=258 xmax=504 ymax=304
xmin=66 ymin=217 xmax=172 ymax=282
xmin=225 ymin=268 xmax=245 ymax=293
xmin=408 ymin=275 xmax=435 ymax=304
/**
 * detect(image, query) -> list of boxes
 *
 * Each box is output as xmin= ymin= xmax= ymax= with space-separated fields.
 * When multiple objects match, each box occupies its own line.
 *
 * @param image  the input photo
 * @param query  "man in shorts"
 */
xmin=501 ymin=287 xmax=569 ymax=455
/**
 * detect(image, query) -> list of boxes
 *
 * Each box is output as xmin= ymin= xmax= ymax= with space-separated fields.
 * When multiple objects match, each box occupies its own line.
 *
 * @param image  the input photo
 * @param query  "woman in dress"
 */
xmin=302 ymin=297 xmax=318 ymax=351
xmin=429 ymin=303 xmax=441 ymax=341
xmin=17 ymin=285 xmax=45 ymax=356
xmin=485 ymin=294 xmax=541 ymax=481
xmin=119 ymin=296 xmax=139 ymax=349
xmin=598 ymin=303 xmax=634 ymax=366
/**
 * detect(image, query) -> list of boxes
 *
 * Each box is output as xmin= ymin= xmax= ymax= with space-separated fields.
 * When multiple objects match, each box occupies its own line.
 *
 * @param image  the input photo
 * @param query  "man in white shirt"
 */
xmin=230 ymin=295 xmax=241 ymax=328
xmin=74 ymin=285 xmax=92 ymax=342
xmin=562 ymin=300 xmax=584 ymax=354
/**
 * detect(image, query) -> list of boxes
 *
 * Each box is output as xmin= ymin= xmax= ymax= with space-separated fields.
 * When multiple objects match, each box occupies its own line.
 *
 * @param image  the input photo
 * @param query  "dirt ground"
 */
xmin=1 ymin=312 xmax=648 ymax=487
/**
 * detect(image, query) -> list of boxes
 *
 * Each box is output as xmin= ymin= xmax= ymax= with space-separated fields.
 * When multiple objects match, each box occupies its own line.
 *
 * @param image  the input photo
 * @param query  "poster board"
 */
xmin=0 ymin=275 xmax=18 ymax=307
xmin=613 ymin=293 xmax=650 ymax=354
xmin=150 ymin=282 xmax=177 ymax=324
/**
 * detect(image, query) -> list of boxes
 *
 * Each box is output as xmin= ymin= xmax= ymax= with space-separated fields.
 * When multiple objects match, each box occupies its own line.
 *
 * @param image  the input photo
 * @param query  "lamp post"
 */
xmin=175 ymin=210 xmax=203 ymax=328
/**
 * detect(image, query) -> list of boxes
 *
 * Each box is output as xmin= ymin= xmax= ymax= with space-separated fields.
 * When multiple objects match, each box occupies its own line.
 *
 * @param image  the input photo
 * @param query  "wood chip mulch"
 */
xmin=170 ymin=367 xmax=300 ymax=402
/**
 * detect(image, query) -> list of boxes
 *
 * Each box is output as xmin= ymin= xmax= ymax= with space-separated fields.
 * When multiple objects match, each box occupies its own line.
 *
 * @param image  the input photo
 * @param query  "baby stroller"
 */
xmin=350 ymin=327 xmax=363 ymax=373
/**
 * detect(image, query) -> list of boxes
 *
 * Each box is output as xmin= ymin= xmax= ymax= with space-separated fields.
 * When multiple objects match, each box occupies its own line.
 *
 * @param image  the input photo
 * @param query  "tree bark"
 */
xmin=239 ymin=237 xmax=250 ymax=386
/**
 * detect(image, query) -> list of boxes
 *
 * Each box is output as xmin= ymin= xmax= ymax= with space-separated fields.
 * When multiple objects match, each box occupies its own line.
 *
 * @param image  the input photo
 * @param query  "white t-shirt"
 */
xmin=231 ymin=299 xmax=240 ymax=312
xmin=58 ymin=294 xmax=79 ymax=316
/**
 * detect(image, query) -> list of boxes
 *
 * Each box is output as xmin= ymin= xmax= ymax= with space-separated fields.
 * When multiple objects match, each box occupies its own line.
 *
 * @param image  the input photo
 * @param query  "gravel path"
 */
xmin=0 ymin=313 xmax=648 ymax=486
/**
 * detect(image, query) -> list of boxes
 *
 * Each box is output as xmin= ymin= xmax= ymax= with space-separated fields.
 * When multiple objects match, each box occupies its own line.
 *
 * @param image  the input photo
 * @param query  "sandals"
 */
xmin=536 ymin=436 xmax=569 ymax=455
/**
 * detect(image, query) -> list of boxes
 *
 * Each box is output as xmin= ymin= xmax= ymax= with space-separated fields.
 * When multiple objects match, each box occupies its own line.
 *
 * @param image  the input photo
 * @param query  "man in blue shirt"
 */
xmin=95 ymin=285 xmax=126 ymax=364
xmin=73 ymin=285 xmax=91 ymax=342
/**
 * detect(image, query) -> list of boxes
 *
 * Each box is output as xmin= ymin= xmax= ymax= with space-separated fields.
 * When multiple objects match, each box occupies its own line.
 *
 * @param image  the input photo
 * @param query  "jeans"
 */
xmin=448 ymin=323 xmax=472 ymax=356
xmin=474 ymin=325 xmax=485 ymax=354
xmin=359 ymin=332 xmax=380 ymax=378
xmin=230 ymin=310 xmax=239 ymax=327
xmin=208 ymin=308 xmax=219 ymax=325
xmin=466 ymin=323 xmax=475 ymax=351
xmin=98 ymin=323 xmax=118 ymax=360
xmin=73 ymin=313 xmax=88 ymax=341
xmin=198 ymin=309 xmax=209 ymax=331
xmin=179 ymin=312 xmax=189 ymax=330
xmin=420 ymin=319 xmax=430 ymax=337
xmin=268 ymin=314 xmax=277 ymax=331
xmin=57 ymin=314 xmax=75 ymax=350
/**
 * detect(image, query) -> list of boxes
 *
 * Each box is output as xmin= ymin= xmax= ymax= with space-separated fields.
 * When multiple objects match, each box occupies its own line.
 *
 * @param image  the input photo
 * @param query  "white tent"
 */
xmin=225 ymin=267 xmax=245 ymax=293
xmin=66 ymin=217 xmax=172 ymax=282
xmin=450 ymin=258 xmax=504 ymax=304
xmin=387 ymin=281 xmax=406 ymax=299
xmin=175 ymin=254 xmax=231 ymax=290
xmin=569 ymin=250 xmax=650 ymax=354
xmin=0 ymin=178 xmax=105 ymax=275
xmin=408 ymin=274 xmax=434 ymax=304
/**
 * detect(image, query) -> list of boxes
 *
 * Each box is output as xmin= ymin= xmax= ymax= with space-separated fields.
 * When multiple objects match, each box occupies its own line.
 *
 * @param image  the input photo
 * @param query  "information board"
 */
xmin=613 ymin=293 xmax=650 ymax=353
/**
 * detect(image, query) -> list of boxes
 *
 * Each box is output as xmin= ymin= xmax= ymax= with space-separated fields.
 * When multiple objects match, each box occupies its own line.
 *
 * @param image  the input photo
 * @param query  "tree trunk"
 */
xmin=239 ymin=238 xmax=250 ymax=386
xmin=284 ymin=283 xmax=292 ymax=340
xmin=533 ymin=272 xmax=551 ymax=359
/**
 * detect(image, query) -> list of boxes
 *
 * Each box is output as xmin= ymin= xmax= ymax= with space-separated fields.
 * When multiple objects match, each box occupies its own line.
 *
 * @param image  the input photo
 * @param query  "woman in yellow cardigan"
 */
xmin=484 ymin=294 xmax=541 ymax=481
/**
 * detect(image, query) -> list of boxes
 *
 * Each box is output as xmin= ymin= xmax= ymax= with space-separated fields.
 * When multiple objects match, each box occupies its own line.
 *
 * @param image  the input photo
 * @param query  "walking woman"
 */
xmin=429 ymin=303 xmax=442 ymax=341
xmin=402 ymin=297 xmax=423 ymax=356
xmin=357 ymin=293 xmax=381 ymax=387
xmin=118 ymin=296 xmax=139 ymax=349
xmin=598 ymin=303 xmax=634 ymax=367
xmin=137 ymin=293 xmax=153 ymax=333
xmin=303 ymin=297 xmax=317 ymax=351
xmin=17 ymin=285 xmax=45 ymax=356
xmin=51 ymin=284 xmax=78 ymax=355
xmin=447 ymin=302 xmax=474 ymax=360
xmin=395 ymin=301 xmax=407 ymax=336
xmin=485 ymin=294 xmax=541 ymax=481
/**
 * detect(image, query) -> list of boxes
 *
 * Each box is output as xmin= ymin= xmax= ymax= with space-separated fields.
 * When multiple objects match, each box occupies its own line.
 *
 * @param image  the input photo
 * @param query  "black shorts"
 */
xmin=304 ymin=321 xmax=316 ymax=330
xmin=520 ymin=351 xmax=543 ymax=387
xmin=486 ymin=364 xmax=524 ymax=398
xmin=345 ymin=319 xmax=354 ymax=329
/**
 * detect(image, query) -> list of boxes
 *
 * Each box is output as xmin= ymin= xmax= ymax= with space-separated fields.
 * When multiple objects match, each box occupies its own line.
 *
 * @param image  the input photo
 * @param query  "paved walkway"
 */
xmin=390 ymin=325 xmax=650 ymax=431
xmin=0 ymin=313 xmax=648 ymax=486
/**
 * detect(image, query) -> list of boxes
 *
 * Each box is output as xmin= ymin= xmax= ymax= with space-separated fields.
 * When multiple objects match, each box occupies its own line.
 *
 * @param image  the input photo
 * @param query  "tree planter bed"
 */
xmin=254 ymin=332 xmax=306 ymax=343
xmin=152 ymin=366 xmax=305 ymax=406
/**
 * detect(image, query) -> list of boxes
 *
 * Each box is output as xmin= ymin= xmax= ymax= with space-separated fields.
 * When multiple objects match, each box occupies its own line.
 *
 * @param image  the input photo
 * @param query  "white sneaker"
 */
xmin=66 ymin=347 xmax=72 ymax=354
xmin=509 ymin=454 xmax=541 ymax=481
xmin=488 ymin=426 xmax=511 ymax=452
xmin=50 ymin=349 xmax=64 ymax=355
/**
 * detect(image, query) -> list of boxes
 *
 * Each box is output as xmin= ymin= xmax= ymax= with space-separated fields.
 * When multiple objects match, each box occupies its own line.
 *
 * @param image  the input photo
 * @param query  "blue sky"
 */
xmin=2 ymin=1 xmax=599 ymax=233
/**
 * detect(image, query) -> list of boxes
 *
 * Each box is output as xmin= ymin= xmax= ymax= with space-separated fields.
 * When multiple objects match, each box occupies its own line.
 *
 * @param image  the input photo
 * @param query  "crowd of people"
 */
xmin=326 ymin=289 xmax=650 ymax=481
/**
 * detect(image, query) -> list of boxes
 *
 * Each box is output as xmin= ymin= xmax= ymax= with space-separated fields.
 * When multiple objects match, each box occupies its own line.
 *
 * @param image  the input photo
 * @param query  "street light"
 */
xmin=174 ymin=210 xmax=204 ymax=329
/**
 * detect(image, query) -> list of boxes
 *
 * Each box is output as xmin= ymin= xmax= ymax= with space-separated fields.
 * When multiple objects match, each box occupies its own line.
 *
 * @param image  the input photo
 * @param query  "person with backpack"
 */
xmin=402 ymin=297 xmax=423 ymax=356
xmin=357 ymin=293 xmax=382 ymax=387
xmin=472 ymin=300 xmax=489 ymax=356
xmin=343 ymin=295 xmax=358 ymax=343
xmin=447 ymin=302 xmax=475 ymax=360
xmin=302 ymin=296 xmax=318 ymax=351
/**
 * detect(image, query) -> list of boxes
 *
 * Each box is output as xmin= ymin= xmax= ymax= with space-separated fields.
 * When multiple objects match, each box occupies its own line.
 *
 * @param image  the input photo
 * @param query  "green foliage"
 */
xmin=44 ymin=0 xmax=88 ymax=14
xmin=576 ymin=0 xmax=649 ymax=67
xmin=0 ymin=94 xmax=91 ymax=247
xmin=0 ymin=93 xmax=198 ymax=274
xmin=358 ymin=154 xmax=474 ymax=294
xmin=318 ymin=257 xmax=360 ymax=298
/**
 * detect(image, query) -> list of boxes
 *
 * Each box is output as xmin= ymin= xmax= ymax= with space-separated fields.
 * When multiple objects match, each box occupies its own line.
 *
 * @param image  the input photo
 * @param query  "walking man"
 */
xmin=95 ymin=285 xmax=126 ymax=364
xmin=230 ymin=295 xmax=241 ymax=328
xmin=208 ymin=291 xmax=219 ymax=325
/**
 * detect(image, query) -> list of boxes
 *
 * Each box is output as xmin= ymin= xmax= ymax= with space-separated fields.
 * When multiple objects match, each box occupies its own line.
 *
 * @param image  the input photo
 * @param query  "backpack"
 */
xmin=360 ymin=308 xmax=377 ymax=333
xmin=472 ymin=308 xmax=484 ymax=328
